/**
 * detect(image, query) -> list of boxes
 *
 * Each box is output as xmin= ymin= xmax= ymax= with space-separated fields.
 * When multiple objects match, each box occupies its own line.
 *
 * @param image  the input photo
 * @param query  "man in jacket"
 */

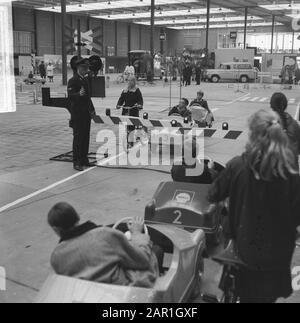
xmin=168 ymin=98 xmax=192 ymax=121
xmin=68 ymin=58 xmax=96 ymax=171
xmin=48 ymin=202 xmax=159 ymax=287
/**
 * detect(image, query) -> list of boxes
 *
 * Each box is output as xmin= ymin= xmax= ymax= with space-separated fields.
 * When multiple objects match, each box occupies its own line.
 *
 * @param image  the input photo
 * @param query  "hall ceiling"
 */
xmin=11 ymin=0 xmax=299 ymax=30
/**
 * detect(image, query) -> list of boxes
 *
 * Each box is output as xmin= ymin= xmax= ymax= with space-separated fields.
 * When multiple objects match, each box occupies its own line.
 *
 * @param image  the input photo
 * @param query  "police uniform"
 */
xmin=68 ymin=59 xmax=95 ymax=170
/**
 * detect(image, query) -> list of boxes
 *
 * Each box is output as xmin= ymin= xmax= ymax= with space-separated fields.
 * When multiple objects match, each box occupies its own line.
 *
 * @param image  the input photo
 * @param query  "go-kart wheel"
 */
xmin=112 ymin=217 xmax=149 ymax=235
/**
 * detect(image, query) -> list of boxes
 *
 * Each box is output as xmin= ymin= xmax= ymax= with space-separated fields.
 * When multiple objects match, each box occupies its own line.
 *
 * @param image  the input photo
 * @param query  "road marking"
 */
xmin=250 ymin=97 xmax=260 ymax=102
xmin=239 ymin=96 xmax=251 ymax=102
xmin=259 ymin=97 xmax=269 ymax=102
xmin=0 ymin=151 xmax=126 ymax=214
xmin=226 ymin=92 xmax=251 ymax=105
xmin=289 ymin=98 xmax=296 ymax=104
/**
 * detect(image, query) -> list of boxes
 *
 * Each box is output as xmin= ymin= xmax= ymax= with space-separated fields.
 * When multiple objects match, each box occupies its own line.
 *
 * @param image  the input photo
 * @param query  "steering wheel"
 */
xmin=112 ymin=217 xmax=149 ymax=235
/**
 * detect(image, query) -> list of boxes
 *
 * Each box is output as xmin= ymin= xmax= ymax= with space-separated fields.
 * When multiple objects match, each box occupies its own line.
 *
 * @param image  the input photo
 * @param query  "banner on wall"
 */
xmin=0 ymin=1 xmax=16 ymax=113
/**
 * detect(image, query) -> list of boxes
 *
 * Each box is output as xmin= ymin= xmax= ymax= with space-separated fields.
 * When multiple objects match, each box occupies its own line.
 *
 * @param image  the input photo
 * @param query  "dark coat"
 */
xmin=117 ymin=88 xmax=144 ymax=117
xmin=67 ymin=73 xmax=95 ymax=121
xmin=283 ymin=112 xmax=300 ymax=162
xmin=208 ymin=154 xmax=300 ymax=300
xmin=168 ymin=105 xmax=192 ymax=120
xmin=208 ymin=154 xmax=300 ymax=271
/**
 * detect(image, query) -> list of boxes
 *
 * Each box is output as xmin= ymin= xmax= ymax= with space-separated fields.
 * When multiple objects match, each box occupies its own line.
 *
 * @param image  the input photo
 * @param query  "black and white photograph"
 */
xmin=1 ymin=0 xmax=300 ymax=306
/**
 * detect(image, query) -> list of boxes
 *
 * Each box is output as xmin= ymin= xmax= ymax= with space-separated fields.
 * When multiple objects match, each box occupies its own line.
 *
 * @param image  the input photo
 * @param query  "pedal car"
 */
xmin=189 ymin=104 xmax=214 ymax=128
xmin=145 ymin=159 xmax=226 ymax=247
xmin=35 ymin=218 xmax=206 ymax=303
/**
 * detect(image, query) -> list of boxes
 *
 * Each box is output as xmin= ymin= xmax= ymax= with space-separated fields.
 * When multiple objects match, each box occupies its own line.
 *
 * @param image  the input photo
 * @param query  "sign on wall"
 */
xmin=0 ymin=1 xmax=16 ymax=113
xmin=65 ymin=25 xmax=104 ymax=56
xmin=230 ymin=31 xmax=237 ymax=40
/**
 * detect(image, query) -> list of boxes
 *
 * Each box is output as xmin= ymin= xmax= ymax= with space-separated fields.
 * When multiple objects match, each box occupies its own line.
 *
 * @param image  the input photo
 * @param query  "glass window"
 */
xmin=238 ymin=64 xmax=252 ymax=69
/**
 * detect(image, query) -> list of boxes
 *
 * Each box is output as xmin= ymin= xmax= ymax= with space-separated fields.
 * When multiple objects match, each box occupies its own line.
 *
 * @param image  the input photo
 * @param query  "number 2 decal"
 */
xmin=173 ymin=210 xmax=183 ymax=224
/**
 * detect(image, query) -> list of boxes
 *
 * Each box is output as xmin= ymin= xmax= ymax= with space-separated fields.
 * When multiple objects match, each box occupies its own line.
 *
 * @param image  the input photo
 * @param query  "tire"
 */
xmin=211 ymin=75 xmax=220 ymax=83
xmin=240 ymin=75 xmax=249 ymax=83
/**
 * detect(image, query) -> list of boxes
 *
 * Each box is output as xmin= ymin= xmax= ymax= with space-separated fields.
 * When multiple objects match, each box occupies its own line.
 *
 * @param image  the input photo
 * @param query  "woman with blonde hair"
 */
xmin=208 ymin=109 xmax=300 ymax=303
xmin=116 ymin=76 xmax=144 ymax=148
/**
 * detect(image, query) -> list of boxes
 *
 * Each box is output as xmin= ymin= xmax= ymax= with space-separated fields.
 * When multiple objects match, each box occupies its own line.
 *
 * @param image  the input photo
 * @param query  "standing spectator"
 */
xmin=39 ymin=61 xmax=46 ymax=80
xmin=195 ymin=63 xmax=202 ymax=85
xmin=208 ymin=109 xmax=300 ymax=303
xmin=47 ymin=62 xmax=54 ymax=83
xmin=184 ymin=62 xmax=192 ymax=86
xmin=270 ymin=92 xmax=300 ymax=168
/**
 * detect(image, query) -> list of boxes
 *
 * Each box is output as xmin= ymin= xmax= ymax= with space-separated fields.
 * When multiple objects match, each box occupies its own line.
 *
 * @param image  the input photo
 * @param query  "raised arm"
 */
xmin=107 ymin=229 xmax=152 ymax=270
xmin=67 ymin=78 xmax=81 ymax=100
xmin=207 ymin=162 xmax=232 ymax=203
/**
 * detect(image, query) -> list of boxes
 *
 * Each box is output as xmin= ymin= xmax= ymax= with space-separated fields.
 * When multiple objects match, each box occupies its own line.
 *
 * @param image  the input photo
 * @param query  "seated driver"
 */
xmin=190 ymin=90 xmax=214 ymax=114
xmin=48 ymin=202 xmax=159 ymax=288
xmin=171 ymin=138 xmax=224 ymax=184
xmin=168 ymin=98 xmax=192 ymax=121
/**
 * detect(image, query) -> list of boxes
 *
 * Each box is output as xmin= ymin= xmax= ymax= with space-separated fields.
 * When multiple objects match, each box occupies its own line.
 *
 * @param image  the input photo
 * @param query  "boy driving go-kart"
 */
xmin=168 ymin=98 xmax=192 ymax=121
xmin=189 ymin=90 xmax=214 ymax=128
xmin=47 ymin=203 xmax=159 ymax=288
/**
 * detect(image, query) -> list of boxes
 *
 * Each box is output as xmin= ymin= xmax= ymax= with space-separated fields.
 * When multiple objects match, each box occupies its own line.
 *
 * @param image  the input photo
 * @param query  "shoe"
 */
xmin=83 ymin=162 xmax=94 ymax=167
xmin=73 ymin=165 xmax=84 ymax=172
xmin=82 ymin=160 xmax=94 ymax=167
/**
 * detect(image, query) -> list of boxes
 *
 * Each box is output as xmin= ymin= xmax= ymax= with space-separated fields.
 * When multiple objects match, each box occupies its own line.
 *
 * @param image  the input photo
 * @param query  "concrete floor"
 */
xmin=0 ymin=77 xmax=300 ymax=303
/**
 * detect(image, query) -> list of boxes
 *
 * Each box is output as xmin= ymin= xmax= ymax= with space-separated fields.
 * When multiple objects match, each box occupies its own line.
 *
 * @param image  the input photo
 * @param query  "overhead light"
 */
xmin=38 ymin=0 xmax=201 ymax=13
xmin=135 ymin=16 xmax=262 ymax=26
xmin=260 ymin=3 xmax=300 ymax=10
xmin=169 ymin=21 xmax=283 ymax=30
xmin=94 ymin=7 xmax=235 ymax=20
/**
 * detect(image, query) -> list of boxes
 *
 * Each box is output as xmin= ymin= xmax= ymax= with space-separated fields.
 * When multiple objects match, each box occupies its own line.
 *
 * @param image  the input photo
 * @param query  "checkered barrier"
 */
xmin=93 ymin=112 xmax=245 ymax=141
xmin=41 ymin=88 xmax=246 ymax=140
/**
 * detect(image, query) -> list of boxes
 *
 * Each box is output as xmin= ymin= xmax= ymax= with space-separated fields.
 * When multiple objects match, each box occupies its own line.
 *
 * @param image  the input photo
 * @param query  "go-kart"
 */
xmin=145 ymin=159 xmax=225 ymax=248
xmin=35 ymin=217 xmax=206 ymax=303
xmin=189 ymin=104 xmax=214 ymax=128
xmin=23 ymin=77 xmax=46 ymax=85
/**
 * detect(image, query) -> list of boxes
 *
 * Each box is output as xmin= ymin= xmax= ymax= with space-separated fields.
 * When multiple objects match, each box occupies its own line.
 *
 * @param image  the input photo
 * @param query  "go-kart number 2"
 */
xmin=173 ymin=210 xmax=183 ymax=225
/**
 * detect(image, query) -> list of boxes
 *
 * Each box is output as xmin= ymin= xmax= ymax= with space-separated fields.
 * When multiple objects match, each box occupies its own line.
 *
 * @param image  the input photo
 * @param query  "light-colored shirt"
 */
xmin=47 ymin=65 xmax=54 ymax=77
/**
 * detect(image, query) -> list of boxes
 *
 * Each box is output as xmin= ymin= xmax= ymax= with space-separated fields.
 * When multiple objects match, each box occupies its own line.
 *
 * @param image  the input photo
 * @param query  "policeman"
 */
xmin=68 ymin=58 xmax=96 ymax=172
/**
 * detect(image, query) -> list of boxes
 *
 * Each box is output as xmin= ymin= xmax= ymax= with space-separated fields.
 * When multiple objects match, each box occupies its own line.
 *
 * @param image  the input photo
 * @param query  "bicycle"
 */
xmin=202 ymin=240 xmax=246 ymax=303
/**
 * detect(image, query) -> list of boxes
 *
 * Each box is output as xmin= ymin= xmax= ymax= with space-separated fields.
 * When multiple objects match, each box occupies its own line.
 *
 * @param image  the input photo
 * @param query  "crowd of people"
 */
xmin=51 ymin=56 xmax=300 ymax=303
xmin=24 ymin=61 xmax=55 ymax=85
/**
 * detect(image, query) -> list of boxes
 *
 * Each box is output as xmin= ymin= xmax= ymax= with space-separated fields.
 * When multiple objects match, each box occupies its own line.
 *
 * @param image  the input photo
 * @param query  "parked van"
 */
xmin=204 ymin=62 xmax=258 ymax=83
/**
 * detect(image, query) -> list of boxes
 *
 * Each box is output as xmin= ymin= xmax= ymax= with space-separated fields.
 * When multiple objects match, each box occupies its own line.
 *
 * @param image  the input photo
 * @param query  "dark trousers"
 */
xmin=195 ymin=74 xmax=201 ymax=85
xmin=185 ymin=76 xmax=191 ymax=86
xmin=72 ymin=116 xmax=91 ymax=166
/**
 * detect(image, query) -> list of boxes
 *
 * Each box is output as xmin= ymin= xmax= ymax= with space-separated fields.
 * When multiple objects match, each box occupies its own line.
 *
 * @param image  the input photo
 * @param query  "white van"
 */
xmin=204 ymin=62 xmax=258 ymax=83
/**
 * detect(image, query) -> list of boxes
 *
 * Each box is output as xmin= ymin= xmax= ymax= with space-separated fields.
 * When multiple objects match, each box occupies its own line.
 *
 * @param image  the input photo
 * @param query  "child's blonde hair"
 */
xmin=246 ymin=109 xmax=297 ymax=181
